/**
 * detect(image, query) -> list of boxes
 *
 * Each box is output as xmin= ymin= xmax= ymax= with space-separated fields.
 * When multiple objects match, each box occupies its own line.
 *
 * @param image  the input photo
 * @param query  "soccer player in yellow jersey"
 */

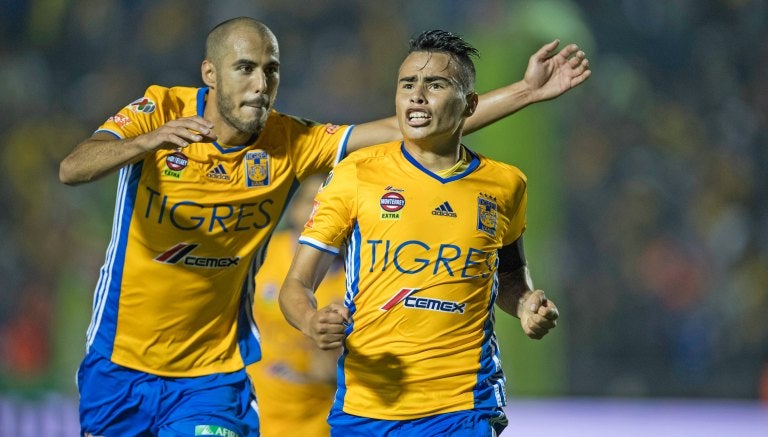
xmin=59 ymin=16 xmax=588 ymax=437
xmin=280 ymin=30 xmax=560 ymax=437
xmin=247 ymin=175 xmax=343 ymax=437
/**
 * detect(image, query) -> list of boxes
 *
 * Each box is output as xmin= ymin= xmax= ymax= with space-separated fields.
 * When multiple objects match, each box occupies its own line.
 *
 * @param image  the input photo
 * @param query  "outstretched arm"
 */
xmin=59 ymin=116 xmax=216 ymax=185
xmin=345 ymin=39 xmax=590 ymax=152
xmin=465 ymin=39 xmax=591 ymax=134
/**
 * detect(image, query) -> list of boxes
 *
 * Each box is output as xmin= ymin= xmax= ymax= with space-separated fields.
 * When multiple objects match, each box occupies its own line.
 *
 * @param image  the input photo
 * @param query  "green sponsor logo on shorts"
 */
xmin=194 ymin=425 xmax=239 ymax=437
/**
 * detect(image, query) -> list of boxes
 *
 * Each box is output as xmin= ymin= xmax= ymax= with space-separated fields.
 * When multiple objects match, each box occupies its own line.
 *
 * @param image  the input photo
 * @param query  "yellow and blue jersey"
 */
xmin=87 ymin=85 xmax=352 ymax=377
xmin=299 ymin=141 xmax=527 ymax=420
xmin=247 ymin=230 xmax=345 ymax=437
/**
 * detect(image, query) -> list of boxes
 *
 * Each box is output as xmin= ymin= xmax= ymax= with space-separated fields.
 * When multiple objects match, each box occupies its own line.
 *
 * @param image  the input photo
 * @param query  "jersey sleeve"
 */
xmin=280 ymin=115 xmax=353 ymax=181
xmin=501 ymin=168 xmax=528 ymax=246
xmin=95 ymin=85 xmax=176 ymax=139
xmin=298 ymin=161 xmax=357 ymax=254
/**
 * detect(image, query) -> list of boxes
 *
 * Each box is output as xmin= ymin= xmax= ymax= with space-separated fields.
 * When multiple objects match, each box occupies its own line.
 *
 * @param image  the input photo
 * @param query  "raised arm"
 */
xmin=344 ymin=39 xmax=590 ymax=153
xmin=59 ymin=116 xmax=215 ymax=185
xmin=279 ymin=244 xmax=350 ymax=350
xmin=466 ymin=39 xmax=590 ymax=133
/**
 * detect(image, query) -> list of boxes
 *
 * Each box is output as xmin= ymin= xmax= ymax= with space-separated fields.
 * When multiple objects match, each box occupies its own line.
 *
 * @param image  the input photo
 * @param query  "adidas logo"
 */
xmin=206 ymin=164 xmax=230 ymax=181
xmin=432 ymin=201 xmax=457 ymax=217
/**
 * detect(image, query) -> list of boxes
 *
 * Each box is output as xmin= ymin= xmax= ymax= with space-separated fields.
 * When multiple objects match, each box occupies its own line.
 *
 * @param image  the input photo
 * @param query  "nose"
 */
xmin=409 ymin=85 xmax=426 ymax=104
xmin=253 ymin=69 xmax=268 ymax=93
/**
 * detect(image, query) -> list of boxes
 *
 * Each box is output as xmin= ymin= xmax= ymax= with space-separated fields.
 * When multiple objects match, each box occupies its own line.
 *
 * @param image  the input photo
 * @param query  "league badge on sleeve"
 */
xmin=244 ymin=150 xmax=270 ymax=187
xmin=128 ymin=97 xmax=156 ymax=114
xmin=477 ymin=194 xmax=498 ymax=236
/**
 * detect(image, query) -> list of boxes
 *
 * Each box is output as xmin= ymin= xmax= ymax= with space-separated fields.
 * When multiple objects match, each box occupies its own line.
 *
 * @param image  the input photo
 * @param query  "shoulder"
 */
xmin=142 ymin=85 xmax=195 ymax=102
xmin=267 ymin=111 xmax=350 ymax=140
xmin=343 ymin=141 xmax=402 ymax=164
xmin=269 ymin=111 xmax=342 ymax=135
xmin=270 ymin=112 xmax=324 ymax=128
xmin=474 ymin=151 xmax=527 ymax=186
xmin=139 ymin=85 xmax=199 ymax=114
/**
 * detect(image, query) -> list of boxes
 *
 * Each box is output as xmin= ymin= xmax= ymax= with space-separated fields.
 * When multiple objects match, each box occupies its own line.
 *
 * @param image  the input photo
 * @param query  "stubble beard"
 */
xmin=217 ymin=90 xmax=267 ymax=136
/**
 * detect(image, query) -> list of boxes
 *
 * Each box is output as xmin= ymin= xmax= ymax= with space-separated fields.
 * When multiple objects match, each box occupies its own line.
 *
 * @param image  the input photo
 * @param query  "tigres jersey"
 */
xmin=247 ymin=230 xmax=345 ymax=437
xmin=87 ymin=85 xmax=352 ymax=376
xmin=299 ymin=141 xmax=527 ymax=420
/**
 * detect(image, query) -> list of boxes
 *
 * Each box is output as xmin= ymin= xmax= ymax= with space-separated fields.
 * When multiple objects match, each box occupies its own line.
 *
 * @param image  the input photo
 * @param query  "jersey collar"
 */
xmin=400 ymin=142 xmax=480 ymax=183
xmin=197 ymin=87 xmax=256 ymax=154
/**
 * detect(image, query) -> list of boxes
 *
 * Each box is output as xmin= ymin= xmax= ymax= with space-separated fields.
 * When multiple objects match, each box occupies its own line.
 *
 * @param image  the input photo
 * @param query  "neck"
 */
xmin=403 ymin=137 xmax=462 ymax=173
xmin=203 ymin=92 xmax=259 ymax=147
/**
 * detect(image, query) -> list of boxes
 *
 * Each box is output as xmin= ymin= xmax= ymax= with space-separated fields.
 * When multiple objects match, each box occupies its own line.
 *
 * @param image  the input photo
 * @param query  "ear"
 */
xmin=201 ymin=59 xmax=216 ymax=88
xmin=464 ymin=92 xmax=479 ymax=117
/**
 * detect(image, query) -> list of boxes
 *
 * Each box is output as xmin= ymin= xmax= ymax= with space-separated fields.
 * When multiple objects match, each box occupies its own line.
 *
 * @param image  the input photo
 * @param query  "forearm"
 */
xmin=59 ymin=135 xmax=151 ymax=185
xmin=465 ymin=81 xmax=534 ymax=135
xmin=278 ymin=277 xmax=319 ymax=335
xmin=495 ymin=266 xmax=534 ymax=318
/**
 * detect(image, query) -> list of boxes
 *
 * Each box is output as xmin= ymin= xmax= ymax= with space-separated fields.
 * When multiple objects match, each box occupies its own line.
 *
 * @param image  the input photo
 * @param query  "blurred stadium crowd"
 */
xmin=0 ymin=0 xmax=765 ymax=412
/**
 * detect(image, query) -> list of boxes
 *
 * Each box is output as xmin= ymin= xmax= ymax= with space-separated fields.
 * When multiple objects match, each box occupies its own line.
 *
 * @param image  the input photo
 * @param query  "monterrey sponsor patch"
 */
xmin=380 ymin=191 xmax=405 ymax=220
xmin=164 ymin=151 xmax=188 ymax=179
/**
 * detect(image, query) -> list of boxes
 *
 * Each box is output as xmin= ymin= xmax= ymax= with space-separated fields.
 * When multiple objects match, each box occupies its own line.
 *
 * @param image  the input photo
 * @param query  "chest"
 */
xmin=132 ymin=145 xmax=297 ymax=236
xmin=355 ymin=174 xmax=508 ymax=250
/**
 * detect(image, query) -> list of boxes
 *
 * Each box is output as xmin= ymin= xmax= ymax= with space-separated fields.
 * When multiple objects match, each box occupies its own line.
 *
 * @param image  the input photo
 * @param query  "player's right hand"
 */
xmin=142 ymin=116 xmax=216 ymax=151
xmin=307 ymin=303 xmax=350 ymax=350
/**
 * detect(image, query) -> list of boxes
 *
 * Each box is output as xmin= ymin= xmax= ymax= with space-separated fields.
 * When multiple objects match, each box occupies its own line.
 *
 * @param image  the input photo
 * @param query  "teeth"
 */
xmin=409 ymin=111 xmax=429 ymax=120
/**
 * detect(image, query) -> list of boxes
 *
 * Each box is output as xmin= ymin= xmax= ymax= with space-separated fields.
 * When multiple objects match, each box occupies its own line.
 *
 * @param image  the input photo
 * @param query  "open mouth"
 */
xmin=406 ymin=109 xmax=431 ymax=126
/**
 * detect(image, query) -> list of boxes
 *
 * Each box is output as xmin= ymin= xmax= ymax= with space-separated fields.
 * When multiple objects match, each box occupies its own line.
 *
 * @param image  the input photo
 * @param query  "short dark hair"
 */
xmin=408 ymin=30 xmax=479 ymax=93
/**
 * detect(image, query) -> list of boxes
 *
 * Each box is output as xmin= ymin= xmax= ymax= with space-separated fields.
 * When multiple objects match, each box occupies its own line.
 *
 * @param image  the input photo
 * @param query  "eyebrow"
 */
xmin=231 ymin=58 xmax=280 ymax=67
xmin=398 ymin=75 xmax=451 ymax=84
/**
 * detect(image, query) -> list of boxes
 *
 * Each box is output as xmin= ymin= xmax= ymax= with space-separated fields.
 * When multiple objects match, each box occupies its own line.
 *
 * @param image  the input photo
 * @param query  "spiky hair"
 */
xmin=408 ymin=29 xmax=479 ymax=92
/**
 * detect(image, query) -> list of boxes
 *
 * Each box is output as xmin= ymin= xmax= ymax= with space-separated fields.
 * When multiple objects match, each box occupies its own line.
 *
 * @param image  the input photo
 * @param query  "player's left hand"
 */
xmin=519 ymin=290 xmax=559 ymax=340
xmin=524 ymin=40 xmax=591 ymax=102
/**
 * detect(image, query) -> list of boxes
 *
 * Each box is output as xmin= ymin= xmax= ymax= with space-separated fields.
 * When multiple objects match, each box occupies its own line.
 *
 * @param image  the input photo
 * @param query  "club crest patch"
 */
xmin=244 ymin=150 xmax=270 ymax=187
xmin=477 ymin=194 xmax=498 ymax=236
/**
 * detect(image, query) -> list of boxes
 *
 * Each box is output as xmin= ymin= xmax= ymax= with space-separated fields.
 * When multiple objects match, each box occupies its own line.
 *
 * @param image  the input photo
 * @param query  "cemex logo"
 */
xmin=154 ymin=243 xmax=240 ymax=268
xmin=380 ymin=288 xmax=465 ymax=314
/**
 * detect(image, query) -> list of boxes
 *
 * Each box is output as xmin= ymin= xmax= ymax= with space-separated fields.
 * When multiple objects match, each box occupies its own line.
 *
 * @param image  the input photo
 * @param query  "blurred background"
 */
xmin=0 ymin=0 xmax=767 ymax=434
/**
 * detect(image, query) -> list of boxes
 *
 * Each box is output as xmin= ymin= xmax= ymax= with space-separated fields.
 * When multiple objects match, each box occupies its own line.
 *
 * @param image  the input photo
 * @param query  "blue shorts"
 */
xmin=77 ymin=351 xmax=260 ymax=437
xmin=328 ymin=405 xmax=508 ymax=437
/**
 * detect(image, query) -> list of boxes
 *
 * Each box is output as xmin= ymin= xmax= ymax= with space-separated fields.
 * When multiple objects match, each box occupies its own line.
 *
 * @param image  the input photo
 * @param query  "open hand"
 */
xmin=524 ymin=40 xmax=591 ymax=102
